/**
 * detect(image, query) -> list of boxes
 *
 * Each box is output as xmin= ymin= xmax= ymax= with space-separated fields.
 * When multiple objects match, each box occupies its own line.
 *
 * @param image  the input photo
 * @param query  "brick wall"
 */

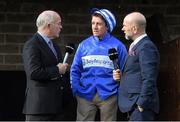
xmin=0 ymin=0 xmax=180 ymax=70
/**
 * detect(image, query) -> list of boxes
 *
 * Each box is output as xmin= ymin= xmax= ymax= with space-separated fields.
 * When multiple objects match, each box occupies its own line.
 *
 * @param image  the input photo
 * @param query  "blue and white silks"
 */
xmin=70 ymin=33 xmax=127 ymax=101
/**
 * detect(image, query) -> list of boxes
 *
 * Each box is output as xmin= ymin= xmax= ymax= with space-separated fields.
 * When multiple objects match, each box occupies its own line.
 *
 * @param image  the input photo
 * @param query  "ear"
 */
xmin=132 ymin=25 xmax=138 ymax=34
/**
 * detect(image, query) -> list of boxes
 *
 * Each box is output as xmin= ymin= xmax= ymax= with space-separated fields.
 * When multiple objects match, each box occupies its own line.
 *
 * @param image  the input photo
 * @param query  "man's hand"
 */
xmin=113 ymin=69 xmax=121 ymax=81
xmin=57 ymin=63 xmax=68 ymax=74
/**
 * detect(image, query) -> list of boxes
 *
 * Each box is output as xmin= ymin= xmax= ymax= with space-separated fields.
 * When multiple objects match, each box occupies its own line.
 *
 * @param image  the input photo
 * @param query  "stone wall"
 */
xmin=0 ymin=0 xmax=180 ymax=70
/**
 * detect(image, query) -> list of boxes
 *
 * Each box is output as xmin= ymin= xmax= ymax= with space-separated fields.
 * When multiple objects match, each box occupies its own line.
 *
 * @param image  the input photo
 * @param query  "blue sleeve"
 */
xmin=70 ymin=44 xmax=83 ymax=95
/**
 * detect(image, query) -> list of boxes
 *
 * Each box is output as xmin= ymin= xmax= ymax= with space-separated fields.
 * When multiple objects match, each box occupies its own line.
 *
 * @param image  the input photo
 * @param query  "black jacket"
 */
xmin=22 ymin=33 xmax=64 ymax=114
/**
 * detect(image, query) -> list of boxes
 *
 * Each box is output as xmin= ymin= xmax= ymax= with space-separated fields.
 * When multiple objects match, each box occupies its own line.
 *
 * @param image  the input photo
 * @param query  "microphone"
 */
xmin=63 ymin=43 xmax=75 ymax=64
xmin=108 ymin=48 xmax=119 ymax=70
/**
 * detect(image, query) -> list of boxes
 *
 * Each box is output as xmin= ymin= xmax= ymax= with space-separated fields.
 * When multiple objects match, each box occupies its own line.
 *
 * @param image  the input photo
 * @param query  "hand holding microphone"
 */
xmin=57 ymin=63 xmax=68 ymax=74
xmin=108 ymin=48 xmax=121 ymax=81
xmin=57 ymin=43 xmax=75 ymax=74
xmin=113 ymin=69 xmax=121 ymax=81
xmin=108 ymin=48 xmax=119 ymax=70
xmin=63 ymin=43 xmax=75 ymax=64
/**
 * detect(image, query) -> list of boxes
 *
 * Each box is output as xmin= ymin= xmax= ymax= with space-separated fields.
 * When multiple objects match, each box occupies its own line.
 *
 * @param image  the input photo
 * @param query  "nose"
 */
xmin=59 ymin=24 xmax=62 ymax=29
xmin=121 ymin=26 xmax=124 ymax=31
xmin=93 ymin=24 xmax=98 ymax=30
xmin=94 ymin=23 xmax=97 ymax=26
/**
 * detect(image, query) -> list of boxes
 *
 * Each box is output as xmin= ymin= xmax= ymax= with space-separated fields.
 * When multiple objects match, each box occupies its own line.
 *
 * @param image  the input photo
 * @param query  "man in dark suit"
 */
xmin=113 ymin=12 xmax=160 ymax=120
xmin=22 ymin=10 xmax=68 ymax=121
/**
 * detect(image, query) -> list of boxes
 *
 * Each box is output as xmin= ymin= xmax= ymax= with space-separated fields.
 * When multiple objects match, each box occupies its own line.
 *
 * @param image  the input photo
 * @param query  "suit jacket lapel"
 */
xmin=122 ymin=36 xmax=149 ymax=73
xmin=131 ymin=36 xmax=148 ymax=51
xmin=35 ymin=33 xmax=58 ymax=62
xmin=53 ymin=42 xmax=63 ymax=63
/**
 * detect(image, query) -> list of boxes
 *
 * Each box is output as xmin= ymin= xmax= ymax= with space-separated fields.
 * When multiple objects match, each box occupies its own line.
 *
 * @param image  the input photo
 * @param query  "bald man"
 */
xmin=113 ymin=12 xmax=160 ymax=120
xmin=22 ymin=10 xmax=68 ymax=121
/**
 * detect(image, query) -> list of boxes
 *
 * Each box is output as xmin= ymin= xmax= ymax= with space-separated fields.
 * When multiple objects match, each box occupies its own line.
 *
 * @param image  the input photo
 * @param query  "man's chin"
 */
xmin=93 ymin=34 xmax=99 ymax=37
xmin=125 ymin=36 xmax=130 ymax=40
xmin=56 ymin=34 xmax=60 ymax=38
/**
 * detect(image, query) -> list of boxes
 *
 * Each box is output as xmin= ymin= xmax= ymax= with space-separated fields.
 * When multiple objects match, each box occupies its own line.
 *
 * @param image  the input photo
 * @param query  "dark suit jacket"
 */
xmin=22 ymin=33 xmax=64 ymax=114
xmin=118 ymin=36 xmax=160 ymax=114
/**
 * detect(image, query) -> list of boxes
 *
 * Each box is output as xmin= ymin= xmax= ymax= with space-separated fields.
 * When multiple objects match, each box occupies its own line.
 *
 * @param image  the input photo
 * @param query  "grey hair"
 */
xmin=36 ymin=10 xmax=57 ymax=30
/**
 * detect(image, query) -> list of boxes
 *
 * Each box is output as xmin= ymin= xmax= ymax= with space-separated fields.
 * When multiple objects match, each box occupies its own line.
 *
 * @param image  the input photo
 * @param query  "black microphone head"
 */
xmin=108 ymin=48 xmax=118 ymax=60
xmin=65 ymin=43 xmax=75 ymax=54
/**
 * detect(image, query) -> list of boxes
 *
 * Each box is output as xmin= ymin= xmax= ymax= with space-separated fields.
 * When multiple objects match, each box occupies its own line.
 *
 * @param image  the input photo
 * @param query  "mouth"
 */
xmin=93 ymin=30 xmax=99 ymax=33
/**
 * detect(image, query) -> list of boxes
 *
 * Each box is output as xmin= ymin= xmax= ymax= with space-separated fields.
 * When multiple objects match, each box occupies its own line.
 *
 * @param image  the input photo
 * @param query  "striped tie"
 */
xmin=128 ymin=43 xmax=135 ymax=55
xmin=48 ymin=40 xmax=57 ymax=59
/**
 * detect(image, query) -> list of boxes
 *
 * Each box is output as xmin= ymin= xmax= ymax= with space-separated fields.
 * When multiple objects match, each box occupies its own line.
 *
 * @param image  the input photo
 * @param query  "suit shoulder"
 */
xmin=140 ymin=39 xmax=159 ymax=55
xmin=23 ymin=35 xmax=42 ymax=51
xmin=144 ymin=39 xmax=157 ymax=48
xmin=25 ymin=34 xmax=42 ymax=45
